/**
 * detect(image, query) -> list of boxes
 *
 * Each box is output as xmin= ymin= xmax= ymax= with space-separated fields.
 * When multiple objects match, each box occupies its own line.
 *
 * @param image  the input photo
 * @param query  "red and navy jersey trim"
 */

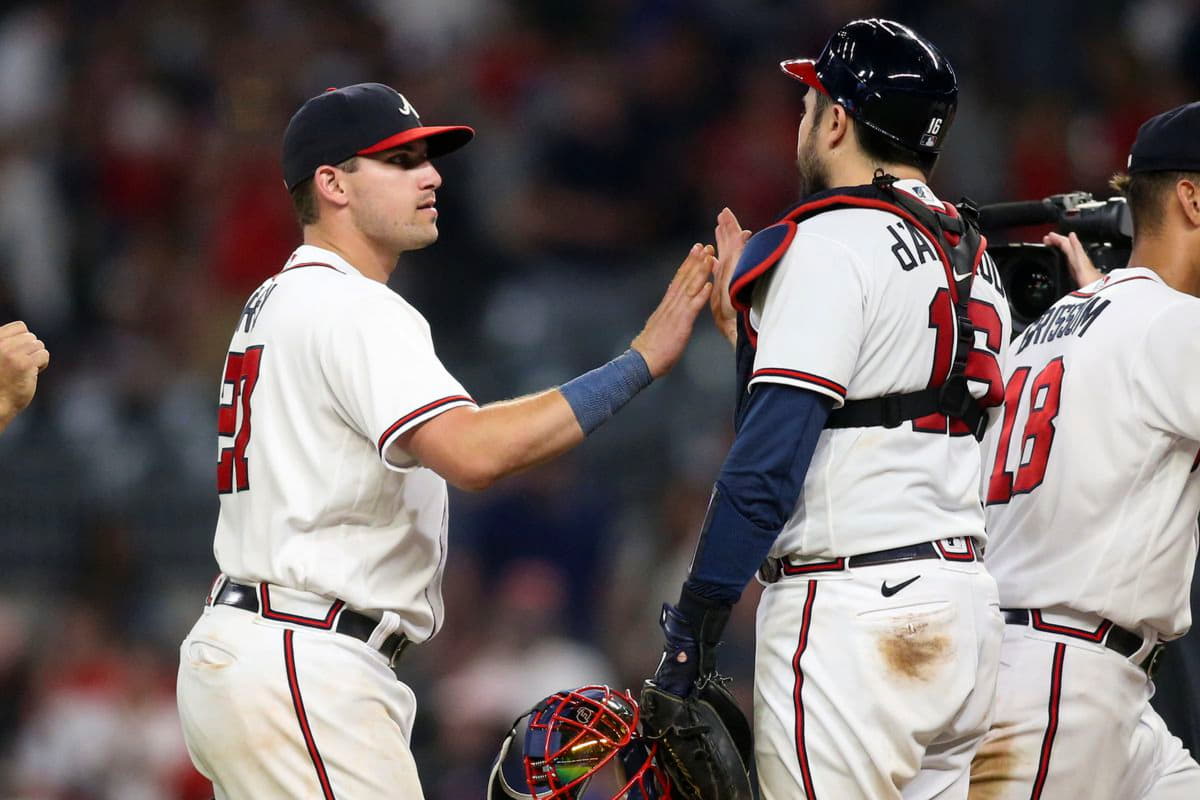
xmin=1031 ymin=643 xmax=1066 ymax=800
xmin=1069 ymin=274 xmax=1157 ymax=298
xmin=934 ymin=537 xmax=977 ymax=562
xmin=281 ymin=261 xmax=343 ymax=273
xmin=260 ymin=584 xmax=345 ymax=630
xmin=283 ymin=631 xmax=338 ymax=799
xmin=1029 ymin=610 xmax=1112 ymax=643
xmin=782 ymin=557 xmax=846 ymax=576
xmin=750 ymin=368 xmax=847 ymax=399
xmin=376 ymin=394 xmax=475 ymax=455
xmin=792 ymin=583 xmax=819 ymax=799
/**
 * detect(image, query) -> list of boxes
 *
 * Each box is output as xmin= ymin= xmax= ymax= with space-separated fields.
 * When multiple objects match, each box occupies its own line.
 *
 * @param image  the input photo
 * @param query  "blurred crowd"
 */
xmin=1 ymin=0 xmax=1198 ymax=796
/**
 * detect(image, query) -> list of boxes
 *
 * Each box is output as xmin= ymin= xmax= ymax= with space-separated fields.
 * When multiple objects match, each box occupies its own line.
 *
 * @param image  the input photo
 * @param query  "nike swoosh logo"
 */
xmin=953 ymin=269 xmax=973 ymax=282
xmin=881 ymin=575 xmax=921 ymax=597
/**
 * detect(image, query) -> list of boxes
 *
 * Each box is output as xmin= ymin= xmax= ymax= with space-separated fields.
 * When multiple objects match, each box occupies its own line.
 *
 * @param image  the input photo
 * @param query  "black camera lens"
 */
xmin=1007 ymin=256 xmax=1065 ymax=324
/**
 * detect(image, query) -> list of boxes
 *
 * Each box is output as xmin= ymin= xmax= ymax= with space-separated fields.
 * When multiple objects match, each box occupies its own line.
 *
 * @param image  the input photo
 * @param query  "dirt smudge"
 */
xmin=877 ymin=618 xmax=951 ymax=680
xmin=968 ymin=732 xmax=1024 ymax=800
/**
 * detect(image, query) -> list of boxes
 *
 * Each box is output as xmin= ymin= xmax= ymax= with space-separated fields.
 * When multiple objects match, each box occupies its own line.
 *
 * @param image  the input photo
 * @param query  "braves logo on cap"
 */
xmin=395 ymin=91 xmax=416 ymax=118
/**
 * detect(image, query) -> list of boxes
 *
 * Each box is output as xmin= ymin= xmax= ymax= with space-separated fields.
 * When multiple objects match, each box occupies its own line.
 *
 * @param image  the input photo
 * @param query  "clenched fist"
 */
xmin=0 ymin=321 xmax=50 ymax=432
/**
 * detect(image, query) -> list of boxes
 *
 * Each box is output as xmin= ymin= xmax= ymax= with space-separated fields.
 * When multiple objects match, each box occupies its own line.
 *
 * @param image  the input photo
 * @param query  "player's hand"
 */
xmin=712 ymin=207 xmax=751 ymax=348
xmin=649 ymin=602 xmax=702 ymax=698
xmin=632 ymin=244 xmax=714 ymax=378
xmin=0 ymin=321 xmax=50 ymax=429
xmin=1044 ymin=232 xmax=1102 ymax=288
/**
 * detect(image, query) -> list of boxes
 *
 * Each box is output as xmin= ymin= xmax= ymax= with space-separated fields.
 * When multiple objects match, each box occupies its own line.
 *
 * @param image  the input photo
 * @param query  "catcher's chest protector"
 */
xmin=730 ymin=179 xmax=986 ymax=435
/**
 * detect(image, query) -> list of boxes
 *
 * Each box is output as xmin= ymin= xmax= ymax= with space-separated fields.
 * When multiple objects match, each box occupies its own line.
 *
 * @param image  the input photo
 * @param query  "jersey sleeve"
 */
xmin=1133 ymin=299 xmax=1200 ymax=442
xmin=748 ymin=231 xmax=867 ymax=407
xmin=318 ymin=294 xmax=475 ymax=470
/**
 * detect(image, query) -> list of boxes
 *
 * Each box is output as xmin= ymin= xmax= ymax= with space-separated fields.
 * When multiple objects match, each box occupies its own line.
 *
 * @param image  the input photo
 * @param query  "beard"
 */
xmin=795 ymin=128 xmax=830 ymax=199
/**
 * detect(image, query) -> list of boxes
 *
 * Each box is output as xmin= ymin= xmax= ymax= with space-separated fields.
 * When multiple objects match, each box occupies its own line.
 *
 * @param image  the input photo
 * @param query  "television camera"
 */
xmin=979 ymin=192 xmax=1132 ymax=330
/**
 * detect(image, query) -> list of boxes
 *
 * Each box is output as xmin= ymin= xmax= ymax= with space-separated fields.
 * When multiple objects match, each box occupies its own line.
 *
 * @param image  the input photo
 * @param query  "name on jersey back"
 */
xmin=1016 ymin=295 xmax=1111 ymax=354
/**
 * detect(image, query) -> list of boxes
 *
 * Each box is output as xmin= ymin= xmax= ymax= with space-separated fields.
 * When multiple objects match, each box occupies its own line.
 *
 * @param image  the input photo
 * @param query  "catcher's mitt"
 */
xmin=638 ymin=675 xmax=753 ymax=800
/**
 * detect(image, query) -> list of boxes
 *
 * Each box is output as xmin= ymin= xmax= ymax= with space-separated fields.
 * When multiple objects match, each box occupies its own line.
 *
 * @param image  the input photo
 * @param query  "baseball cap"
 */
xmin=281 ymin=82 xmax=474 ymax=191
xmin=1128 ymin=101 xmax=1200 ymax=174
xmin=779 ymin=18 xmax=957 ymax=154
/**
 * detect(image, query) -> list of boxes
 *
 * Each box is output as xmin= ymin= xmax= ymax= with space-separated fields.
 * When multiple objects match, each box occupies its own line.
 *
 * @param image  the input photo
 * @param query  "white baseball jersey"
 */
xmin=749 ymin=180 xmax=1012 ymax=559
xmin=211 ymin=244 xmax=476 ymax=641
xmin=982 ymin=267 xmax=1200 ymax=638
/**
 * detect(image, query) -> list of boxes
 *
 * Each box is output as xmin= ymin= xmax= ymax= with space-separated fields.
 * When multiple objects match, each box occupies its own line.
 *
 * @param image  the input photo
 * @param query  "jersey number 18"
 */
xmin=986 ymin=357 xmax=1066 ymax=504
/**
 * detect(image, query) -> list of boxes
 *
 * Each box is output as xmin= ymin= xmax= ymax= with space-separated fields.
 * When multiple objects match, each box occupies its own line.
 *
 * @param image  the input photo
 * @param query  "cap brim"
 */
xmin=358 ymin=125 xmax=475 ymax=159
xmin=779 ymin=59 xmax=829 ymax=95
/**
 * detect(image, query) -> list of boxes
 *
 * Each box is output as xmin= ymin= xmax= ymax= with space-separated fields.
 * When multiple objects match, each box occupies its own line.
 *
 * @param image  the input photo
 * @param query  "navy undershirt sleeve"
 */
xmin=684 ymin=383 xmax=834 ymax=606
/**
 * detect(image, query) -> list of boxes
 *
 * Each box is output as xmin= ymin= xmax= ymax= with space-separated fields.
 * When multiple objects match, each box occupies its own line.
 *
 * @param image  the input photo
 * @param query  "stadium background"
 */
xmin=0 ymin=0 xmax=1198 ymax=796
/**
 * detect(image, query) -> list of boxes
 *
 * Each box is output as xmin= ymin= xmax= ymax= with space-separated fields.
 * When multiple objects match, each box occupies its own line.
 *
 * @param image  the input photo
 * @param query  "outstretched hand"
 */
xmin=0 ymin=321 xmax=49 ymax=431
xmin=632 ymin=244 xmax=715 ymax=378
xmin=1044 ymin=232 xmax=1103 ymax=288
xmin=712 ymin=207 xmax=751 ymax=348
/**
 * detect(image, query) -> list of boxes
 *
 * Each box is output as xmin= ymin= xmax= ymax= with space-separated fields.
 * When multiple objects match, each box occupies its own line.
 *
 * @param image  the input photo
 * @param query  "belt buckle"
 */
xmin=1143 ymin=643 xmax=1166 ymax=680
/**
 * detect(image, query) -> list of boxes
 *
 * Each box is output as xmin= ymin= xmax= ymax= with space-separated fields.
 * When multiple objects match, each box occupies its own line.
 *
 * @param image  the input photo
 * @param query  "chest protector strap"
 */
xmin=732 ymin=173 xmax=988 ymax=439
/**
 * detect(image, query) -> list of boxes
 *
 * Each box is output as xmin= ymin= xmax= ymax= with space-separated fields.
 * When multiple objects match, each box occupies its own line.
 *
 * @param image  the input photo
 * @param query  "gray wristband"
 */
xmin=560 ymin=349 xmax=654 ymax=435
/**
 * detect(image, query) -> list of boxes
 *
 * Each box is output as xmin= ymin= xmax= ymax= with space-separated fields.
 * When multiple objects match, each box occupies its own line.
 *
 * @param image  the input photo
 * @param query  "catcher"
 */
xmin=642 ymin=19 xmax=1010 ymax=800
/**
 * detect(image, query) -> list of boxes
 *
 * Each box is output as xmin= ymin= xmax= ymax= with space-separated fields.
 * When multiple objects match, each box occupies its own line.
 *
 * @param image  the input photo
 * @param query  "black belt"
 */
xmin=760 ymin=538 xmax=979 ymax=583
xmin=212 ymin=580 xmax=410 ymax=667
xmin=1001 ymin=608 xmax=1165 ymax=677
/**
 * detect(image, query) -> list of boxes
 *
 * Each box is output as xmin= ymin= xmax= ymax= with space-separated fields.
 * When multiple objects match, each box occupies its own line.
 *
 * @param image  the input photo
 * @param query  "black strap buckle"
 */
xmin=938 ymin=375 xmax=974 ymax=419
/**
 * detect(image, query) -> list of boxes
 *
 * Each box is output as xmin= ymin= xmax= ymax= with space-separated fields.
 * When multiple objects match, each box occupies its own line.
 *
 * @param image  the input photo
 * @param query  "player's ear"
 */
xmin=1174 ymin=178 xmax=1200 ymax=227
xmin=826 ymin=103 xmax=851 ymax=149
xmin=312 ymin=165 xmax=350 ymax=210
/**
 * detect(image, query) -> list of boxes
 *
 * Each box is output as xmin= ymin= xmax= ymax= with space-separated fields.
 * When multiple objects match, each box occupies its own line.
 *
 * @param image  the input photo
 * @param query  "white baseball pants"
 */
xmin=969 ymin=614 xmax=1200 ymax=799
xmin=754 ymin=557 xmax=1003 ymax=799
xmin=177 ymin=602 xmax=423 ymax=799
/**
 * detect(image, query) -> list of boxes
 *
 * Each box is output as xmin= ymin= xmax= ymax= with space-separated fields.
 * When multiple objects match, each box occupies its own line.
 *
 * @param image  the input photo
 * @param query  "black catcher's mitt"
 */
xmin=638 ymin=675 xmax=754 ymax=800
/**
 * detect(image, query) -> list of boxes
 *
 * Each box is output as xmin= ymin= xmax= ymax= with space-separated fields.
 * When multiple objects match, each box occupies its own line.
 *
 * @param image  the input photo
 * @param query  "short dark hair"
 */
xmin=288 ymin=156 xmax=360 ymax=226
xmin=1110 ymin=170 xmax=1200 ymax=237
xmin=815 ymin=91 xmax=939 ymax=177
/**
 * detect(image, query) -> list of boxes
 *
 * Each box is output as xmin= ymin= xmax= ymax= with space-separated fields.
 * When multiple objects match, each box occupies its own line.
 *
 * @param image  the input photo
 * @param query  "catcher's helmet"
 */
xmin=780 ymin=18 xmax=957 ymax=154
xmin=487 ymin=685 xmax=672 ymax=800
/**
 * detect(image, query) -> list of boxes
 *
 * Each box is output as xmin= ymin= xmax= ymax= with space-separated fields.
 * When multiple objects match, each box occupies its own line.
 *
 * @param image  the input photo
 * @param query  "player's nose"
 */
xmin=420 ymin=162 xmax=442 ymax=191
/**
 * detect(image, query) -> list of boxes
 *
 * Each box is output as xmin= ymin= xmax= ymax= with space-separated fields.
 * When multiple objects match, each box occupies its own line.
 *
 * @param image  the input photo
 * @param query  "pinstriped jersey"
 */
xmin=982 ymin=267 xmax=1200 ymax=638
xmin=747 ymin=180 xmax=1012 ymax=559
xmin=212 ymin=244 xmax=475 ymax=640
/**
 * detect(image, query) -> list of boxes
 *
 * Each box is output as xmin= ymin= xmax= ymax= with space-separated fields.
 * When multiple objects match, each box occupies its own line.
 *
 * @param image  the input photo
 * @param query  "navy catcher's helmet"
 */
xmin=487 ymin=685 xmax=672 ymax=800
xmin=780 ymin=18 xmax=958 ymax=154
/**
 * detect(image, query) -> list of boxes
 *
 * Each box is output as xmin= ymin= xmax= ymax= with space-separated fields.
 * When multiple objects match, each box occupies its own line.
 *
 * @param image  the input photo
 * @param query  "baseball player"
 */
xmin=0 ymin=320 xmax=49 ymax=433
xmin=640 ymin=20 xmax=1012 ymax=799
xmin=968 ymin=102 xmax=1200 ymax=799
xmin=174 ymin=82 xmax=714 ymax=800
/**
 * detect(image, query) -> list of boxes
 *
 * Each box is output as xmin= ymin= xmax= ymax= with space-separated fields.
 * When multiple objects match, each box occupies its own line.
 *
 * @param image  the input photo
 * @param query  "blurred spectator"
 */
xmin=9 ymin=604 xmax=202 ymax=799
xmin=429 ymin=559 xmax=617 ymax=799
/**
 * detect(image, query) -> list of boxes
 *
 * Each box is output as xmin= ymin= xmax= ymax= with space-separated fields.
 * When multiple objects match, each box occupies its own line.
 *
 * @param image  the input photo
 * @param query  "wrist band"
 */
xmin=560 ymin=349 xmax=653 ymax=435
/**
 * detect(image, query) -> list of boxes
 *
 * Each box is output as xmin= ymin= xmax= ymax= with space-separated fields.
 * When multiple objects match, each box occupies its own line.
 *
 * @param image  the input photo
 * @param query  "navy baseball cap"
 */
xmin=1128 ymin=101 xmax=1200 ymax=175
xmin=282 ymin=83 xmax=474 ymax=190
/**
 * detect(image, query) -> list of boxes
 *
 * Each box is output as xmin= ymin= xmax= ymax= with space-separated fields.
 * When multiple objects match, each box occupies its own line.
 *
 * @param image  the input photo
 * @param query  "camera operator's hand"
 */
xmin=1044 ymin=232 xmax=1103 ymax=289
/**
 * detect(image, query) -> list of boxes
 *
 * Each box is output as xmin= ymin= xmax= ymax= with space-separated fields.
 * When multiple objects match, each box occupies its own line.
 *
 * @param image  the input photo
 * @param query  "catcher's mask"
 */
xmin=487 ymin=685 xmax=672 ymax=800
